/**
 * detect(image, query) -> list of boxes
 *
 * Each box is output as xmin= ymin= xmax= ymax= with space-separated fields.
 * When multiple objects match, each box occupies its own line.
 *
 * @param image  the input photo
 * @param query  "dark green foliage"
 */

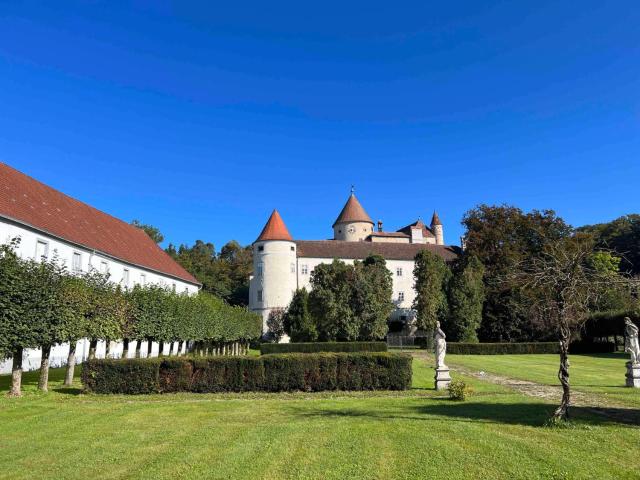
xmin=260 ymin=341 xmax=387 ymax=355
xmin=307 ymin=255 xmax=394 ymax=341
xmin=283 ymin=288 xmax=317 ymax=342
xmin=412 ymin=250 xmax=450 ymax=337
xmin=448 ymin=379 xmax=472 ymax=400
xmin=82 ymin=352 xmax=411 ymax=394
xmin=446 ymin=342 xmax=560 ymax=354
xmin=462 ymin=205 xmax=573 ymax=342
xmin=166 ymin=239 xmax=252 ymax=306
xmin=578 ymin=214 xmax=640 ymax=275
xmin=82 ymin=358 xmax=160 ymax=394
xmin=445 ymin=254 xmax=485 ymax=342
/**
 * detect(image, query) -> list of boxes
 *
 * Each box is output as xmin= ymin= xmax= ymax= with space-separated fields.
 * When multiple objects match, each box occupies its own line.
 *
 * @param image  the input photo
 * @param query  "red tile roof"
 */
xmin=255 ymin=209 xmax=293 ymax=242
xmin=397 ymin=219 xmax=435 ymax=238
xmin=0 ymin=162 xmax=199 ymax=285
xmin=295 ymin=240 xmax=459 ymax=262
xmin=333 ymin=193 xmax=373 ymax=227
xmin=431 ymin=211 xmax=442 ymax=226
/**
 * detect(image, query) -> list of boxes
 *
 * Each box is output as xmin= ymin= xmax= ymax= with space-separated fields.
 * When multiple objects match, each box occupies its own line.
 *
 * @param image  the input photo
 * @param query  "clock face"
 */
xmin=348 ymin=226 xmax=356 ymax=234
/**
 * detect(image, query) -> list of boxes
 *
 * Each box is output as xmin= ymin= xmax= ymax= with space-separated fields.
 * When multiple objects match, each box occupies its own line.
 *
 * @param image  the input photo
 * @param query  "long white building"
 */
xmin=0 ymin=162 xmax=201 ymax=372
xmin=249 ymin=191 xmax=459 ymax=335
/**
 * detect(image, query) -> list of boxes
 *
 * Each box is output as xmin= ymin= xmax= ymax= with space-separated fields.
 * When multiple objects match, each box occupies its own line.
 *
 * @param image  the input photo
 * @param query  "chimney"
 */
xmin=377 ymin=220 xmax=383 ymax=232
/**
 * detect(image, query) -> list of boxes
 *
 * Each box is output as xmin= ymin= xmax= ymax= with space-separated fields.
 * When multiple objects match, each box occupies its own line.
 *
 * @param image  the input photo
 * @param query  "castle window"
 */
xmin=257 ymin=262 xmax=264 ymax=276
xmin=290 ymin=246 xmax=295 ymax=251
xmin=72 ymin=252 xmax=82 ymax=272
xmin=398 ymin=291 xmax=405 ymax=302
xmin=140 ymin=273 xmax=146 ymax=285
xmin=35 ymin=240 xmax=49 ymax=260
xmin=301 ymin=264 xmax=309 ymax=275
xmin=396 ymin=267 xmax=403 ymax=277
xmin=257 ymin=290 xmax=263 ymax=302
xmin=100 ymin=260 xmax=109 ymax=274
xmin=290 ymin=263 xmax=296 ymax=273
xmin=258 ymin=246 xmax=264 ymax=252
xmin=122 ymin=268 xmax=130 ymax=286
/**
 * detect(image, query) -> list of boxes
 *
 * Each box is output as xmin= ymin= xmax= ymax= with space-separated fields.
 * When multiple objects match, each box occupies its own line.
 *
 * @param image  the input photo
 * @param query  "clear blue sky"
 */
xmin=1 ymin=2 xmax=638 ymax=250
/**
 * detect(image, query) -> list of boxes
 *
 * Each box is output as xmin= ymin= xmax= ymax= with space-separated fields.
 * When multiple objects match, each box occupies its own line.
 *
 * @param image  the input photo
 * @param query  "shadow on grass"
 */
xmin=291 ymin=400 xmax=640 ymax=427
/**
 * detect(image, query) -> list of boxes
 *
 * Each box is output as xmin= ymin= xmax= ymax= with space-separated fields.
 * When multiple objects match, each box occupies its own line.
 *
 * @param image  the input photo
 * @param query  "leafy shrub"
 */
xmin=448 ymin=379 xmax=472 ymax=401
xmin=446 ymin=342 xmax=559 ymax=355
xmin=82 ymin=358 xmax=160 ymax=394
xmin=569 ymin=341 xmax=615 ymax=354
xmin=82 ymin=352 xmax=411 ymax=394
xmin=260 ymin=341 xmax=387 ymax=355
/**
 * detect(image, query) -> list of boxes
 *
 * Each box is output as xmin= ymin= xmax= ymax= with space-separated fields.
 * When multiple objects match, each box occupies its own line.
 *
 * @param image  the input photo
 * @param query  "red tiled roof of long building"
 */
xmin=0 ymin=162 xmax=199 ymax=285
xmin=295 ymin=240 xmax=459 ymax=262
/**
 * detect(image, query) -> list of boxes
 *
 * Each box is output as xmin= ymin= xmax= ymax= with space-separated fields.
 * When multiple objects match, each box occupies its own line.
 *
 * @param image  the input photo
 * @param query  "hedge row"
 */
xmin=259 ymin=341 xmax=387 ymax=355
xmin=446 ymin=342 xmax=560 ymax=355
xmin=82 ymin=352 xmax=412 ymax=394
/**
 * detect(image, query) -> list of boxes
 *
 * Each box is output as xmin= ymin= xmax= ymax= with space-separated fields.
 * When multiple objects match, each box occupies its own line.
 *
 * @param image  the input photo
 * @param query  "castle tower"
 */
xmin=250 ymin=209 xmax=297 ymax=334
xmin=332 ymin=189 xmax=374 ymax=241
xmin=431 ymin=211 xmax=444 ymax=245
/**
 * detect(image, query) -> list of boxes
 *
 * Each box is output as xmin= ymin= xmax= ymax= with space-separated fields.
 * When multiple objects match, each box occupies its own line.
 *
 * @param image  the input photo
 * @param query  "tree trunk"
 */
xmin=177 ymin=340 xmax=184 ymax=356
xmin=8 ymin=347 xmax=23 ymax=397
xmin=147 ymin=339 xmax=153 ymax=358
xmin=122 ymin=338 xmax=130 ymax=359
xmin=158 ymin=341 xmax=165 ymax=357
xmin=553 ymin=322 xmax=571 ymax=421
xmin=64 ymin=341 xmax=77 ymax=386
xmin=105 ymin=340 xmax=111 ymax=358
xmin=135 ymin=340 xmax=142 ymax=358
xmin=88 ymin=339 xmax=98 ymax=360
xmin=38 ymin=344 xmax=51 ymax=392
xmin=169 ymin=342 xmax=176 ymax=356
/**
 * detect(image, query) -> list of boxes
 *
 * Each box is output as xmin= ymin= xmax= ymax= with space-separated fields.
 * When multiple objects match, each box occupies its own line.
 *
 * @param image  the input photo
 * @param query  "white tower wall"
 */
xmin=250 ymin=240 xmax=298 ymax=333
xmin=333 ymin=222 xmax=374 ymax=242
xmin=432 ymin=224 xmax=444 ymax=245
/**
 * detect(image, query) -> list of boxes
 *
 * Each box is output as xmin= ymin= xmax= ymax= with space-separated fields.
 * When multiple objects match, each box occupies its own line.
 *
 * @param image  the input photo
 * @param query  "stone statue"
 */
xmin=435 ymin=321 xmax=447 ymax=369
xmin=625 ymin=317 xmax=639 ymax=365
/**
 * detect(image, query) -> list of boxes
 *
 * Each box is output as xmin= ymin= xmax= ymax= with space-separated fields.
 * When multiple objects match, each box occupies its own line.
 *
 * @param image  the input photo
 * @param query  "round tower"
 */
xmin=431 ymin=211 xmax=444 ymax=245
xmin=250 ymin=210 xmax=297 ymax=335
xmin=332 ymin=189 xmax=374 ymax=241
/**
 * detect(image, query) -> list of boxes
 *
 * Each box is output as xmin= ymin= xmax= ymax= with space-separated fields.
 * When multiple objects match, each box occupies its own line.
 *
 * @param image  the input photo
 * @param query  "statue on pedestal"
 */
xmin=434 ymin=321 xmax=451 ymax=390
xmin=624 ymin=317 xmax=640 ymax=388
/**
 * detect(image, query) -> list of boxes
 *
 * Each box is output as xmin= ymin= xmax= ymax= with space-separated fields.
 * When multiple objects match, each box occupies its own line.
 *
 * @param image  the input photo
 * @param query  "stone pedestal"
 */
xmin=435 ymin=367 xmax=452 ymax=391
xmin=626 ymin=362 xmax=640 ymax=388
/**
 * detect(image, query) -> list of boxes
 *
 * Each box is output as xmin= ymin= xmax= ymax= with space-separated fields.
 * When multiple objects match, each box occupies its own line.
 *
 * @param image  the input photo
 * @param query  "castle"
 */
xmin=249 ymin=191 xmax=459 ymax=335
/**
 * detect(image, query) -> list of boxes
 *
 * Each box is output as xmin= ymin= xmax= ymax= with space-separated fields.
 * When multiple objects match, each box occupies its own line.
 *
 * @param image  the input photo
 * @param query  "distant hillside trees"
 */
xmin=130 ymin=219 xmax=164 ymax=244
xmin=166 ymin=239 xmax=252 ymax=306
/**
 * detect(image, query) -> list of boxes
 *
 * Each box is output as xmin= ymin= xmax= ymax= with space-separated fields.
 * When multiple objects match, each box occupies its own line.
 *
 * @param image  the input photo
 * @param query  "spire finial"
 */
xmin=350 ymin=185 xmax=355 ymax=195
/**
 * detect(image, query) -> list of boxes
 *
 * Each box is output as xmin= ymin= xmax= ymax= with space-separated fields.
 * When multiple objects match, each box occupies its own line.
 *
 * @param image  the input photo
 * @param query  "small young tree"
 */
xmin=266 ymin=308 xmax=286 ymax=342
xmin=61 ymin=276 xmax=90 ymax=386
xmin=516 ymin=236 xmax=631 ymax=420
xmin=283 ymin=288 xmax=317 ymax=342
xmin=446 ymin=254 xmax=485 ymax=342
xmin=413 ymin=250 xmax=450 ymax=345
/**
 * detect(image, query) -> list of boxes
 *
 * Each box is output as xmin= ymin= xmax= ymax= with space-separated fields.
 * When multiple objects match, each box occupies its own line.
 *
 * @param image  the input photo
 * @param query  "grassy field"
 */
xmin=1 ymin=356 xmax=639 ymax=480
xmin=448 ymin=353 xmax=640 ymax=408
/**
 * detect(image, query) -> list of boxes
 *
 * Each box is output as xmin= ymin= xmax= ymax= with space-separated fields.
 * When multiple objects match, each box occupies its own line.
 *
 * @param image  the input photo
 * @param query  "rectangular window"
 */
xmin=290 ymin=263 xmax=296 ymax=273
xmin=396 ymin=267 xmax=403 ymax=277
xmin=257 ymin=289 xmax=263 ymax=302
xmin=35 ymin=240 xmax=48 ymax=260
xmin=72 ymin=252 xmax=82 ymax=272
xmin=258 ymin=246 xmax=264 ymax=252
xmin=140 ymin=273 xmax=146 ymax=285
xmin=122 ymin=268 xmax=130 ymax=286
xmin=398 ymin=291 xmax=405 ymax=302
xmin=301 ymin=264 xmax=309 ymax=275
xmin=100 ymin=260 xmax=109 ymax=274
xmin=257 ymin=262 xmax=264 ymax=276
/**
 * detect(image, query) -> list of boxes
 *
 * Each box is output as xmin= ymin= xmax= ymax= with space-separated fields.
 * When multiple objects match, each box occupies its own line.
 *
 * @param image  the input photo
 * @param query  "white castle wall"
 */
xmin=333 ymin=221 xmax=374 ymax=242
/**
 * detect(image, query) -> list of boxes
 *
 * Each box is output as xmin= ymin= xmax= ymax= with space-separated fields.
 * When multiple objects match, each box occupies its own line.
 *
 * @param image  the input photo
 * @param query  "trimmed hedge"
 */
xmin=82 ymin=352 xmax=411 ymax=394
xmin=259 ymin=341 xmax=387 ymax=355
xmin=446 ymin=342 xmax=560 ymax=355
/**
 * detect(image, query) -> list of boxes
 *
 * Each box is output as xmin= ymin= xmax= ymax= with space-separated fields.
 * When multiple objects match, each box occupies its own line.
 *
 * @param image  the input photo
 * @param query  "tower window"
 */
xmin=257 ymin=262 xmax=264 ymax=276
xmin=290 ymin=263 xmax=296 ymax=273
xmin=301 ymin=264 xmax=309 ymax=275
xmin=290 ymin=246 xmax=295 ymax=251
xmin=396 ymin=267 xmax=403 ymax=277
xmin=257 ymin=290 xmax=263 ymax=302
xmin=257 ymin=245 xmax=264 ymax=252
xmin=398 ymin=291 xmax=405 ymax=302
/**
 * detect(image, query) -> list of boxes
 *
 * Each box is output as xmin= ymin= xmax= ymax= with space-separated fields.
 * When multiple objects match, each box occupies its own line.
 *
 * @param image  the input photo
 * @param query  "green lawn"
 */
xmin=448 ymin=353 xmax=640 ymax=408
xmin=1 ymin=356 xmax=639 ymax=480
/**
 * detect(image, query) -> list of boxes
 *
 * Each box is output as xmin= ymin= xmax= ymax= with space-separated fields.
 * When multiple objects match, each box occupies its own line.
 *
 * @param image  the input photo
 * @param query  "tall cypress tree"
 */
xmin=412 ymin=250 xmax=450 ymax=344
xmin=284 ymin=288 xmax=317 ymax=342
xmin=446 ymin=254 xmax=485 ymax=342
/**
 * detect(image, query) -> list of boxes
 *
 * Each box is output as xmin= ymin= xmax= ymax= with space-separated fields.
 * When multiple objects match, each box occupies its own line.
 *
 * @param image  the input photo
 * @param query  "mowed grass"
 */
xmin=448 ymin=353 xmax=640 ymax=408
xmin=1 ymin=357 xmax=639 ymax=480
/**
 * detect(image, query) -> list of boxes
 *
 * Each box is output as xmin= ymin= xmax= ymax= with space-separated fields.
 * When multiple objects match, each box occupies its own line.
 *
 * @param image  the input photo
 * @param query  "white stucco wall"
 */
xmin=333 ymin=221 xmax=374 ymax=241
xmin=0 ymin=219 xmax=199 ymax=374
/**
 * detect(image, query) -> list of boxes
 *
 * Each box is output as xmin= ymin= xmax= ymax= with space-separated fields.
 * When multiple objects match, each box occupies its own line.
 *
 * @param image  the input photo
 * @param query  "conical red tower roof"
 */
xmin=255 ymin=209 xmax=293 ymax=242
xmin=332 ymin=193 xmax=373 ymax=227
xmin=431 ymin=211 xmax=442 ymax=226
